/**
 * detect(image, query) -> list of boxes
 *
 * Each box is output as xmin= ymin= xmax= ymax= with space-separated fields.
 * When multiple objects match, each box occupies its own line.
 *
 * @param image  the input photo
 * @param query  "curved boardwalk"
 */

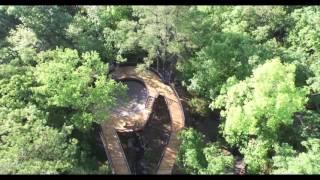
xmin=100 ymin=66 xmax=185 ymax=174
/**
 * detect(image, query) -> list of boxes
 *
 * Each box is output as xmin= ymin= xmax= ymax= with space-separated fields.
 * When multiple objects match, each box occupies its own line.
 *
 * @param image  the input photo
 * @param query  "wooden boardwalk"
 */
xmin=100 ymin=66 xmax=185 ymax=174
xmin=99 ymin=125 xmax=131 ymax=174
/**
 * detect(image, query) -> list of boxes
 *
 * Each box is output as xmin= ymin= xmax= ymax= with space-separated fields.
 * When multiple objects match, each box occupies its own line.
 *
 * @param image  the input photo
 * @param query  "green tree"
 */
xmin=33 ymin=48 xmax=126 ymax=130
xmin=0 ymin=58 xmax=79 ymax=174
xmin=213 ymin=58 xmax=308 ymax=173
xmin=213 ymin=58 xmax=308 ymax=146
xmin=6 ymin=6 xmax=73 ymax=49
xmin=66 ymin=6 xmax=133 ymax=62
xmin=0 ymin=6 xmax=19 ymax=40
xmin=220 ymin=6 xmax=291 ymax=43
xmin=272 ymin=138 xmax=320 ymax=174
xmin=177 ymin=128 xmax=206 ymax=174
xmin=177 ymin=128 xmax=234 ymax=174
xmin=0 ymin=47 xmax=116 ymax=174
xmin=0 ymin=105 xmax=78 ymax=174
xmin=240 ymin=138 xmax=271 ymax=174
xmin=110 ymin=6 xmax=192 ymax=82
xmin=202 ymin=143 xmax=234 ymax=174
xmin=286 ymin=7 xmax=320 ymax=90
xmin=0 ymin=65 xmax=34 ymax=109
xmin=187 ymin=97 xmax=210 ymax=117
xmin=178 ymin=32 xmax=270 ymax=99
xmin=6 ymin=25 xmax=39 ymax=65
xmin=307 ymin=60 xmax=320 ymax=94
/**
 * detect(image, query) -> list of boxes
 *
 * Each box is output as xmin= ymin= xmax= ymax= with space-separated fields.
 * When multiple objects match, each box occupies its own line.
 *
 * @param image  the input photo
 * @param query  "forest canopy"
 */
xmin=0 ymin=5 xmax=319 ymax=174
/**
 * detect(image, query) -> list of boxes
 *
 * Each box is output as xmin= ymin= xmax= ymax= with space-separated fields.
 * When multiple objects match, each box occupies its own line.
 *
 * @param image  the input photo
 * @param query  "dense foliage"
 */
xmin=1 ymin=5 xmax=320 ymax=174
xmin=175 ymin=6 xmax=320 ymax=175
xmin=177 ymin=128 xmax=234 ymax=174
xmin=0 ymin=6 xmax=125 ymax=174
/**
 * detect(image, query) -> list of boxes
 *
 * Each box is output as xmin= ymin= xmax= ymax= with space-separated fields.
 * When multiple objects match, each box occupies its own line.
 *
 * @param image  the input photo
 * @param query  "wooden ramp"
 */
xmin=101 ymin=66 xmax=185 ymax=174
xmin=157 ymin=96 xmax=184 ymax=174
xmin=100 ymin=123 xmax=131 ymax=174
xmin=157 ymin=132 xmax=180 ymax=174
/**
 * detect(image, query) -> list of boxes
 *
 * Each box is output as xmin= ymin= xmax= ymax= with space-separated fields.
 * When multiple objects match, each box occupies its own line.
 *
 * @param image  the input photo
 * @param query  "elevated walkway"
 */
xmin=100 ymin=66 xmax=185 ymax=174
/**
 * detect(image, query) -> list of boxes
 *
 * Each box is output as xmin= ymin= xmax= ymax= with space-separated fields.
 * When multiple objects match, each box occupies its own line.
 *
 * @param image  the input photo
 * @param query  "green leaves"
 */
xmin=0 ymin=105 xmax=78 ymax=174
xmin=0 ymin=65 xmax=34 ymax=109
xmin=7 ymin=6 xmax=73 ymax=49
xmin=213 ymin=58 xmax=308 ymax=173
xmin=33 ymin=48 xmax=125 ymax=130
xmin=1 ymin=5 xmax=320 ymax=175
xmin=0 ymin=6 xmax=18 ymax=40
xmin=0 ymin=47 xmax=123 ymax=174
xmin=202 ymin=144 xmax=234 ymax=174
xmin=288 ymin=7 xmax=320 ymax=53
xmin=214 ymin=59 xmax=308 ymax=146
xmin=177 ymin=128 xmax=207 ymax=174
xmin=307 ymin=58 xmax=320 ymax=93
xmin=240 ymin=138 xmax=271 ymax=174
xmin=179 ymin=32 xmax=268 ymax=99
xmin=177 ymin=128 xmax=234 ymax=174
xmin=272 ymin=139 xmax=320 ymax=174
xmin=187 ymin=97 xmax=210 ymax=117
xmin=66 ymin=6 xmax=133 ymax=62
xmin=109 ymin=6 xmax=192 ymax=78
xmin=301 ymin=112 xmax=320 ymax=138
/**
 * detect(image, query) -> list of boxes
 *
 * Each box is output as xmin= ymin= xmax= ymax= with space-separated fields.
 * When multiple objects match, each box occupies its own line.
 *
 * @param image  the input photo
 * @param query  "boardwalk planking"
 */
xmin=101 ymin=66 xmax=185 ymax=174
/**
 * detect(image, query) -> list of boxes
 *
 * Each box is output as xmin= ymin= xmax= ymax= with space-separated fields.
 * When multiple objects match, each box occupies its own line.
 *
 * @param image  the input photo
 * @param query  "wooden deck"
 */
xmin=100 ymin=66 xmax=185 ymax=174
xmin=100 ymin=124 xmax=131 ymax=174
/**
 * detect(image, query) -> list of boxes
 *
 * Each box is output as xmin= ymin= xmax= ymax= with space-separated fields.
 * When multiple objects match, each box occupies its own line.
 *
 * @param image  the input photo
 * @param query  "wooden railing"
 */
xmin=155 ymin=97 xmax=173 ymax=173
xmin=98 ymin=127 xmax=115 ymax=174
xmin=112 ymin=128 xmax=131 ymax=174
xmin=99 ymin=126 xmax=131 ymax=174
xmin=155 ymin=84 xmax=185 ymax=174
xmin=169 ymin=83 xmax=186 ymax=127
xmin=106 ymin=66 xmax=185 ymax=174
